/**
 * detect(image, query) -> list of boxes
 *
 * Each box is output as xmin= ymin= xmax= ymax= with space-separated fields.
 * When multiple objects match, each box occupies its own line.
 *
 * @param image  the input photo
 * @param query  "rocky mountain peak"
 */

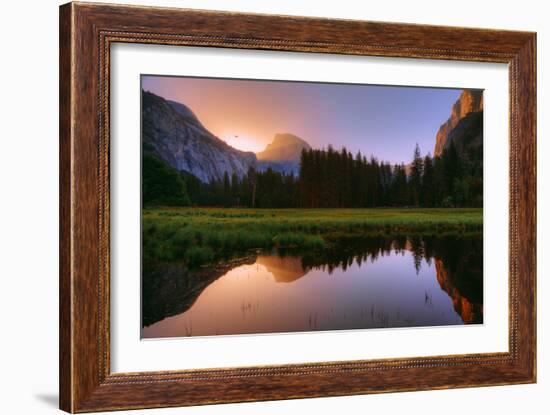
xmin=257 ymin=133 xmax=311 ymax=162
xmin=255 ymin=133 xmax=311 ymax=176
xmin=434 ymin=90 xmax=483 ymax=157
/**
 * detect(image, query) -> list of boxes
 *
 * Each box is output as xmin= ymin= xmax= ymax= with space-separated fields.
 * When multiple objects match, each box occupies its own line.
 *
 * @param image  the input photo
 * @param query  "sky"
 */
xmin=141 ymin=75 xmax=462 ymax=164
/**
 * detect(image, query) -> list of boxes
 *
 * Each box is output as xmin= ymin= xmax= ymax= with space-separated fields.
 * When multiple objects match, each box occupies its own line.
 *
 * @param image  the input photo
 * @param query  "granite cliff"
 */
xmin=256 ymin=133 xmax=311 ymax=176
xmin=142 ymin=90 xmax=257 ymax=183
xmin=434 ymin=89 xmax=483 ymax=158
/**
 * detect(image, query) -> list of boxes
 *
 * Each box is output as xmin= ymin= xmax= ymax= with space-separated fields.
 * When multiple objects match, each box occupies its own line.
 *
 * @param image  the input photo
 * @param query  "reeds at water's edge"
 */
xmin=142 ymin=207 xmax=482 ymax=267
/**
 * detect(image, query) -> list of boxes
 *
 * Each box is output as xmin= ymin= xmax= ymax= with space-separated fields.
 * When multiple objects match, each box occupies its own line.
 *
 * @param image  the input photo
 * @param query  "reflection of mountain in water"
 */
xmin=435 ymin=259 xmax=483 ymax=324
xmin=142 ymin=235 xmax=483 ymax=328
xmin=141 ymin=256 xmax=255 ymax=327
xmin=256 ymin=255 xmax=307 ymax=283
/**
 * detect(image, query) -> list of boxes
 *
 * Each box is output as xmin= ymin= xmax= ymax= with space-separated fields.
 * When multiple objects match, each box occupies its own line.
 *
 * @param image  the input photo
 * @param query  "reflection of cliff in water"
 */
xmin=435 ymin=259 xmax=482 ymax=323
xmin=141 ymin=256 xmax=255 ymax=327
xmin=142 ymin=234 xmax=483 ymax=328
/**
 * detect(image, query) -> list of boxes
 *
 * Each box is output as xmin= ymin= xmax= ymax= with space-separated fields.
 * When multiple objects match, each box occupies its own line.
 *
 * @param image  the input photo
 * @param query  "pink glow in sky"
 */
xmin=142 ymin=75 xmax=463 ymax=163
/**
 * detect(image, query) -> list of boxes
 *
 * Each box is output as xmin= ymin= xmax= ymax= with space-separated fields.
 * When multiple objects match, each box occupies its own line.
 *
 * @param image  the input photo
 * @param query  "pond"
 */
xmin=142 ymin=235 xmax=483 ymax=338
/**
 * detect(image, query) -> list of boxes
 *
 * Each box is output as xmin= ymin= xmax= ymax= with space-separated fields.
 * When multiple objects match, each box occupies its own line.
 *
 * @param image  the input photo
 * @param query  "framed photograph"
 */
xmin=59 ymin=2 xmax=536 ymax=412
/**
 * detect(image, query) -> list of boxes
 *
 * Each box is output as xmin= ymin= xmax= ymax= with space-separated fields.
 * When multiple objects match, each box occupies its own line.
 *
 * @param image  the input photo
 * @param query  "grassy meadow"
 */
xmin=142 ymin=207 xmax=482 ymax=267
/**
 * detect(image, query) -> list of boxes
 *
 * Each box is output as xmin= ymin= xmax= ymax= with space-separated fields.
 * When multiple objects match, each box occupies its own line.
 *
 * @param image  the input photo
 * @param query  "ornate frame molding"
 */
xmin=60 ymin=2 xmax=536 ymax=412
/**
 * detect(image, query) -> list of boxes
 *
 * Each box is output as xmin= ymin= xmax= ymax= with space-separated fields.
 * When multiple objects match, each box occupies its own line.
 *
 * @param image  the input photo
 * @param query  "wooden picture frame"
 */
xmin=59 ymin=2 xmax=536 ymax=412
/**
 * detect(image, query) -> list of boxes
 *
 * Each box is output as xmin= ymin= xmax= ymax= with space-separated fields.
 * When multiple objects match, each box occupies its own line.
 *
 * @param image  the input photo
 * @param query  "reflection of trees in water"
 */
xmin=295 ymin=235 xmax=480 ymax=276
xmin=142 ymin=234 xmax=483 ymax=328
xmin=291 ymin=234 xmax=483 ymax=324
xmin=292 ymin=235 xmax=396 ymax=273
xmin=409 ymin=236 xmax=424 ymax=274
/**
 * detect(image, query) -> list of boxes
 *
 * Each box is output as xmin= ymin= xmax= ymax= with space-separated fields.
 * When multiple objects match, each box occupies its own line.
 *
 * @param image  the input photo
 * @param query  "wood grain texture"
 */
xmin=59 ymin=3 xmax=73 ymax=412
xmin=59 ymin=2 xmax=537 ymax=412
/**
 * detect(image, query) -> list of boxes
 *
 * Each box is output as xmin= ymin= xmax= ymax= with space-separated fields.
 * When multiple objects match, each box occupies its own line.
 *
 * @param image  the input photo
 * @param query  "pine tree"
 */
xmin=247 ymin=167 xmax=257 ymax=208
xmin=443 ymin=140 xmax=462 ymax=204
xmin=142 ymin=154 xmax=191 ymax=207
xmin=409 ymin=143 xmax=424 ymax=206
xmin=231 ymin=172 xmax=240 ymax=206
xmin=422 ymin=153 xmax=434 ymax=207
xmin=392 ymin=164 xmax=408 ymax=206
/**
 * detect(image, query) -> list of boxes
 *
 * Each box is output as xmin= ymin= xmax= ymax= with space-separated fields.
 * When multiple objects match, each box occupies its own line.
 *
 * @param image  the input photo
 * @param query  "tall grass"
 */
xmin=142 ymin=207 xmax=482 ymax=267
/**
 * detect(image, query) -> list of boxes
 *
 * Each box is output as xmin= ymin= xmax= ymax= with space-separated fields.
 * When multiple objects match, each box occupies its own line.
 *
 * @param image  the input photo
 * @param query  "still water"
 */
xmin=142 ymin=235 xmax=483 ymax=338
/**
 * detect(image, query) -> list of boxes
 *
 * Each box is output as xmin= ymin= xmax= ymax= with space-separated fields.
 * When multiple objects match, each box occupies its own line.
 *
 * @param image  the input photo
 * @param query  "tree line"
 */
xmin=297 ymin=143 xmax=482 ymax=208
xmin=143 ymin=142 xmax=482 ymax=209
